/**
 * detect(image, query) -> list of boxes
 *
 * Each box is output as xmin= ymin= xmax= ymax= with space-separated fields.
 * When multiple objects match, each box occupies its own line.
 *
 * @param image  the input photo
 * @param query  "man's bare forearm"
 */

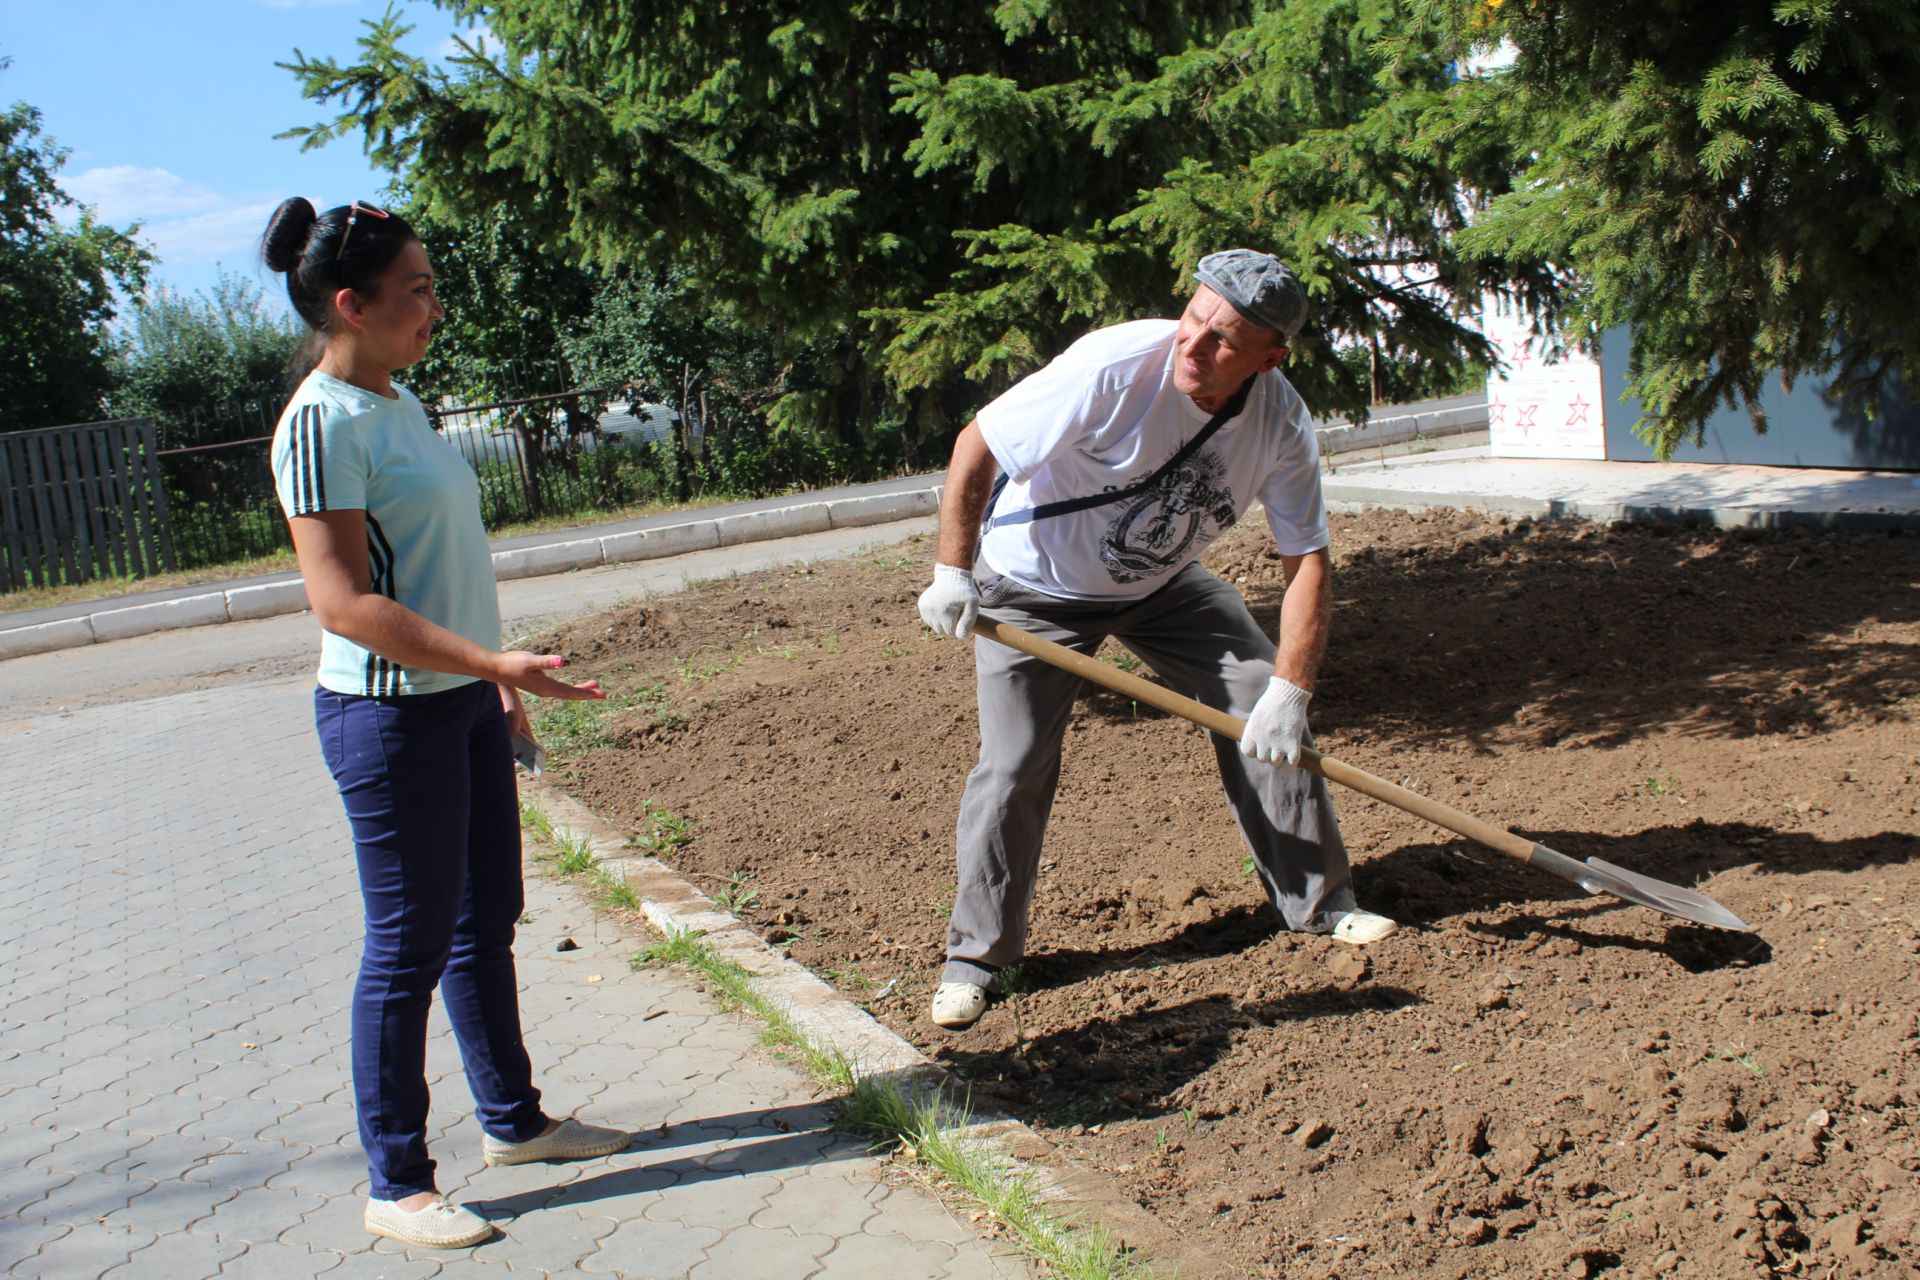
xmin=1274 ymin=549 xmax=1332 ymax=692
xmin=935 ymin=420 xmax=999 ymax=570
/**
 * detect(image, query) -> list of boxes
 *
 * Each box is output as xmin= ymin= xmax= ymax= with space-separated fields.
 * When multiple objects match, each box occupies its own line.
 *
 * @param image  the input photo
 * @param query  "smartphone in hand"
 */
xmin=512 ymin=732 xmax=545 ymax=777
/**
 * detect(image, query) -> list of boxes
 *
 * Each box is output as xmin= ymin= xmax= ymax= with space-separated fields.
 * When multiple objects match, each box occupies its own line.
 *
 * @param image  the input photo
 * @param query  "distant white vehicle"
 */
xmin=441 ymin=416 xmax=524 ymax=470
xmin=590 ymin=402 xmax=681 ymax=449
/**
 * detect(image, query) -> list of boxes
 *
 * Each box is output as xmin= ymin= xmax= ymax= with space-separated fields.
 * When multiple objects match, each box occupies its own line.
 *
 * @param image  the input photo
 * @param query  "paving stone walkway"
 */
xmin=0 ymin=677 xmax=1024 ymax=1279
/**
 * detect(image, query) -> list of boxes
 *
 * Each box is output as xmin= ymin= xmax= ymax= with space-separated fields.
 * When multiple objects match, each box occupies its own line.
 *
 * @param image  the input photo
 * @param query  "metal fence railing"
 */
xmin=4 ymin=379 xmax=701 ymax=591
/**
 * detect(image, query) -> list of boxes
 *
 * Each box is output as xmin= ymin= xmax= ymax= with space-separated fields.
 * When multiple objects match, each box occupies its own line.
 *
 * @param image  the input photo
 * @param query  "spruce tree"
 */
xmin=283 ymin=2 xmax=1541 ymax=447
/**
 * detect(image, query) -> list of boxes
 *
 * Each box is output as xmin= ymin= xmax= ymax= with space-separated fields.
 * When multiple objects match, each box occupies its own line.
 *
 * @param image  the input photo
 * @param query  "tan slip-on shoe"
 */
xmin=1331 ymin=909 xmax=1399 ymax=945
xmin=483 ymin=1118 xmax=630 ymax=1167
xmin=930 ymin=981 xmax=990 ymax=1030
xmin=364 ymin=1197 xmax=493 ymax=1249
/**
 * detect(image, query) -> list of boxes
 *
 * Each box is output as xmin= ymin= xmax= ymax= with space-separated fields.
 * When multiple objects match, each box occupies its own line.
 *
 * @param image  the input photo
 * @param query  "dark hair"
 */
xmin=260 ymin=197 xmax=420 ymax=333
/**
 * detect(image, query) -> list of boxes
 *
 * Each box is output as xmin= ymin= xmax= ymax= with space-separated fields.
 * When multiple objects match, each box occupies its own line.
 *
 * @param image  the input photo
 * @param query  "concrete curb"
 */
xmin=0 ymin=487 xmax=944 ymax=663
xmin=527 ymin=782 xmax=1216 ymax=1279
xmin=1320 ymin=482 xmax=1920 ymax=531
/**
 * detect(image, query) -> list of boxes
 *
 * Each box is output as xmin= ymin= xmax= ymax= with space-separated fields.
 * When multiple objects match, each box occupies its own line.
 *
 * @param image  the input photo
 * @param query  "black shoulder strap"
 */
xmin=983 ymin=374 xmax=1257 ymax=531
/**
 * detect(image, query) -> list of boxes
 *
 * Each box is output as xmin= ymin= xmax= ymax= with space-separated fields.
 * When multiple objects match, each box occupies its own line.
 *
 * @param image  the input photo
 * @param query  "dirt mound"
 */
xmin=537 ymin=512 xmax=1920 ymax=1278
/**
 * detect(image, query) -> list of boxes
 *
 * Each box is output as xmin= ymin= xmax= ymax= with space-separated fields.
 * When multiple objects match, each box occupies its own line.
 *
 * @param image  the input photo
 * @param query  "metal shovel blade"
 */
xmin=1527 ymin=844 xmax=1751 ymax=931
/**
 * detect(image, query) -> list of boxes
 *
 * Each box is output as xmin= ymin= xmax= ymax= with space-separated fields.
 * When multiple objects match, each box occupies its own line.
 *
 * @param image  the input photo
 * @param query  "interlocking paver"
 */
xmin=0 ymin=667 xmax=1022 ymax=1278
xmin=6 ymin=1221 xmax=155 ymax=1279
xmin=0 ymin=1218 xmax=71 ymax=1273
xmin=689 ymin=1225 xmax=839 ymax=1280
xmin=815 ymin=1232 xmax=960 ymax=1280
xmin=102 ymin=1230 xmax=242 ymax=1280
xmin=580 ymin=1219 xmax=722 ymax=1277
xmin=211 ymin=1240 xmax=345 ymax=1278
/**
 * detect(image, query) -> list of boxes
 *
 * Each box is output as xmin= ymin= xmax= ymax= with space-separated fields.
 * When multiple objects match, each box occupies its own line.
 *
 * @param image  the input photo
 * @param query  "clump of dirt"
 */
xmin=537 ymin=512 xmax=1920 ymax=1279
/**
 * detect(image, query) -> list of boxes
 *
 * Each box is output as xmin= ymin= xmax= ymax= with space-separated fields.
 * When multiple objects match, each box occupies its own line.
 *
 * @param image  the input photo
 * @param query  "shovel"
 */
xmin=972 ymin=618 xmax=1751 ymax=933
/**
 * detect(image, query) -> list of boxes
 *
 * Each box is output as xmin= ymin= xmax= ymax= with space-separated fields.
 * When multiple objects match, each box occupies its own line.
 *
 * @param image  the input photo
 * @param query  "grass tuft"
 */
xmin=631 ymin=928 xmax=1153 ymax=1280
xmin=633 ymin=929 xmax=856 ymax=1091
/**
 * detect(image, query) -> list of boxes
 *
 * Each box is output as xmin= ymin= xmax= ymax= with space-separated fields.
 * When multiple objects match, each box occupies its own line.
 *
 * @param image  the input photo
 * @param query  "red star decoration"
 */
xmin=1515 ymin=404 xmax=1539 ymax=435
xmin=1566 ymin=395 xmax=1591 ymax=426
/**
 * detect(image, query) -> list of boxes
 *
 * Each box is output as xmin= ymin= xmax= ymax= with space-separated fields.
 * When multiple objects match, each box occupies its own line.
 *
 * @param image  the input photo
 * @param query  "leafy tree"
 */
xmin=395 ymin=186 xmax=595 ymax=403
xmin=1415 ymin=0 xmax=1920 ymax=454
xmin=109 ymin=271 xmax=305 ymax=440
xmin=0 ymin=73 xmax=151 ymax=431
xmin=281 ymin=1 xmax=1538 ymax=456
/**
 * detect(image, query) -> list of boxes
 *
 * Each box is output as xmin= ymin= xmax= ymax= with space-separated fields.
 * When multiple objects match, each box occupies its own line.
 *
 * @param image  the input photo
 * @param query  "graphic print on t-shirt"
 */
xmin=1098 ymin=444 xmax=1240 ymax=584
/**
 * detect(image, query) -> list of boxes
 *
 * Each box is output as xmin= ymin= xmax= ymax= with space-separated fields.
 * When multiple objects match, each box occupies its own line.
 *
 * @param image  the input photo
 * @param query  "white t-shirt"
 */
xmin=271 ymin=370 xmax=502 ymax=697
xmin=976 ymin=319 xmax=1329 ymax=601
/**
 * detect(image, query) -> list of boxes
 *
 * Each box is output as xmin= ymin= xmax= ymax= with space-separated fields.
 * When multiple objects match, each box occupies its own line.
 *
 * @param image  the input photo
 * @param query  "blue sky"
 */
xmin=4 ymin=0 xmax=486 ymax=306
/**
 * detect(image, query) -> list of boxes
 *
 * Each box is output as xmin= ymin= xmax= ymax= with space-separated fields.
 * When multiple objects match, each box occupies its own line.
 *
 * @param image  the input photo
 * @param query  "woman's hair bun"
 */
xmin=261 ymin=197 xmax=319 ymax=274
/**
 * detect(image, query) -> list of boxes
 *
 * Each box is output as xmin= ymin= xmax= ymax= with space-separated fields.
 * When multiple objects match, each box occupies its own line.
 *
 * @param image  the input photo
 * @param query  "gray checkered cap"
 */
xmin=1194 ymin=249 xmax=1308 ymax=341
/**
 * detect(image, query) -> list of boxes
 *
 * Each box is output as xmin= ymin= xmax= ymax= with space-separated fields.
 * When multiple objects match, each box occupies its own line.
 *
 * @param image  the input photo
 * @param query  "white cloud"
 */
xmin=60 ymin=166 xmax=283 ymax=267
xmin=141 ymin=201 xmax=286 ymax=267
xmin=61 ymin=166 xmax=225 ymax=222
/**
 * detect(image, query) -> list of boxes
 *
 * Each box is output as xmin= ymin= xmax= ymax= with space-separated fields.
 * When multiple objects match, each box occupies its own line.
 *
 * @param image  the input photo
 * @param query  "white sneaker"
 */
xmin=929 ymin=981 xmax=990 ymax=1030
xmin=364 ymin=1197 xmax=493 ymax=1249
xmin=483 ymin=1118 xmax=630 ymax=1167
xmin=1331 ymin=909 xmax=1398 ymax=945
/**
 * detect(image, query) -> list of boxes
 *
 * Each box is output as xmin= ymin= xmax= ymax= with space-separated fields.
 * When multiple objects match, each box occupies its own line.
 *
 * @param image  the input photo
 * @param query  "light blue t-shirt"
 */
xmin=271 ymin=369 xmax=501 ymax=697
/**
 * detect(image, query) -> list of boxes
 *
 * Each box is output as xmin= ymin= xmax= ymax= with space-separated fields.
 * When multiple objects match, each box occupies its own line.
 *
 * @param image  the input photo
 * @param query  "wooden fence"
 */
xmin=0 ymin=419 xmax=177 ymax=591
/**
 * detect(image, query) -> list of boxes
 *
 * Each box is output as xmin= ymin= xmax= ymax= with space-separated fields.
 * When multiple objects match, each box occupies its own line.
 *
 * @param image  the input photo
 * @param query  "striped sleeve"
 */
xmin=272 ymin=401 xmax=367 ymax=519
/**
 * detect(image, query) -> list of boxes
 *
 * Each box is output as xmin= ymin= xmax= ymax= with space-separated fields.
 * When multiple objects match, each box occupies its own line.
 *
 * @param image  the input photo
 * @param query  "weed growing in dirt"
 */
xmin=713 ymin=871 xmax=762 ymax=914
xmin=626 ymin=805 xmax=694 ymax=860
xmin=868 ymin=553 xmax=925 ymax=572
xmin=676 ymin=646 xmax=746 ymax=683
xmin=1101 ymin=649 xmax=1144 ymax=675
xmin=1641 ymin=775 xmax=1681 ymax=797
xmin=532 ymin=699 xmax=617 ymax=756
xmin=1717 ymin=1047 xmax=1766 ymax=1077
xmin=1242 ymin=854 xmax=1256 ymax=879
xmin=879 ymin=644 xmax=912 ymax=659
xmin=633 ymin=929 xmax=1155 ymax=1280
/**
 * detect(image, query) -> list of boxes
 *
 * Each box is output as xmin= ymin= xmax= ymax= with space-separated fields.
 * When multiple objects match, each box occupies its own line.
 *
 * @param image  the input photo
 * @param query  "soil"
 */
xmin=536 ymin=509 xmax=1920 ymax=1280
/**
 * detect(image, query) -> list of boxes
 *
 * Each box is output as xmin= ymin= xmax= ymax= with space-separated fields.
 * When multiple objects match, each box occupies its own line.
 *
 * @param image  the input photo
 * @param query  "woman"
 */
xmin=263 ymin=197 xmax=626 ymax=1250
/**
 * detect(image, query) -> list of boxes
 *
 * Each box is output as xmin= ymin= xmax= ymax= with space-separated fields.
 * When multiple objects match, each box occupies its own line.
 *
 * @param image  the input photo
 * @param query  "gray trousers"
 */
xmin=942 ymin=561 xmax=1355 ymax=989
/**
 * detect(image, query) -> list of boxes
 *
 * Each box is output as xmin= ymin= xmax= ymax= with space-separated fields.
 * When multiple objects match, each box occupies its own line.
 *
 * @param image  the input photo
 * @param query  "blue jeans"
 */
xmin=315 ymin=679 xmax=547 ymax=1200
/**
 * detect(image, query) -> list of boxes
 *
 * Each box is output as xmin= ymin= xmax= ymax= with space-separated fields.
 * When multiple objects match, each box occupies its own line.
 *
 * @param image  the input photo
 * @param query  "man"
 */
xmin=917 ymin=249 xmax=1396 ymax=1032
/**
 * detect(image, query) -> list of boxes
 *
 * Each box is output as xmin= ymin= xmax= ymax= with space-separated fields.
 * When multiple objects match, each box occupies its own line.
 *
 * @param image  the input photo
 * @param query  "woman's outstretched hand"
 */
xmin=496 ymin=651 xmax=606 ymax=701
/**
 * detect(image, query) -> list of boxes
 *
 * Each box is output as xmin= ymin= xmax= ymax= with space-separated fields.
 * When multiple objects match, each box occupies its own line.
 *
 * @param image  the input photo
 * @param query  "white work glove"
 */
xmin=917 ymin=563 xmax=981 ymax=639
xmin=1239 ymin=676 xmax=1312 ymax=767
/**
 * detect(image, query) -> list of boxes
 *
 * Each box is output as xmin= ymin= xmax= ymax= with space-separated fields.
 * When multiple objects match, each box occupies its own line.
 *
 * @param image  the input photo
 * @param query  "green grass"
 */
xmin=552 ymin=830 xmax=597 ymax=876
xmin=520 ymin=799 xmax=554 ymax=843
xmin=632 ymin=930 xmax=856 ymax=1091
xmin=1640 ymin=775 xmax=1680 ymax=797
xmin=676 ymin=646 xmax=747 ymax=683
xmin=521 ymin=799 xmax=643 ymax=911
xmin=529 ymin=682 xmax=685 ymax=759
xmin=839 ymin=1083 xmax=1150 ymax=1280
xmin=633 ymin=928 xmax=1151 ymax=1279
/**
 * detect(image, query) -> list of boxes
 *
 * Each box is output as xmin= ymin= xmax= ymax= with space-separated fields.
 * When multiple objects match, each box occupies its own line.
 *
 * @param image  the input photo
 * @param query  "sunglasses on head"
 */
xmin=336 ymin=201 xmax=391 ymax=259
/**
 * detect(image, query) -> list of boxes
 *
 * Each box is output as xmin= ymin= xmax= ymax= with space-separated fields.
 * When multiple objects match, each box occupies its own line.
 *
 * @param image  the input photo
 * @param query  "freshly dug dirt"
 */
xmin=538 ymin=509 xmax=1920 ymax=1280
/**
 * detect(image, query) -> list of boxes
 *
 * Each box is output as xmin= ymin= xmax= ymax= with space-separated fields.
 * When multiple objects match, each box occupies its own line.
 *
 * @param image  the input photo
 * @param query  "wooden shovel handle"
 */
xmin=970 ymin=618 xmax=1542 ymax=868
